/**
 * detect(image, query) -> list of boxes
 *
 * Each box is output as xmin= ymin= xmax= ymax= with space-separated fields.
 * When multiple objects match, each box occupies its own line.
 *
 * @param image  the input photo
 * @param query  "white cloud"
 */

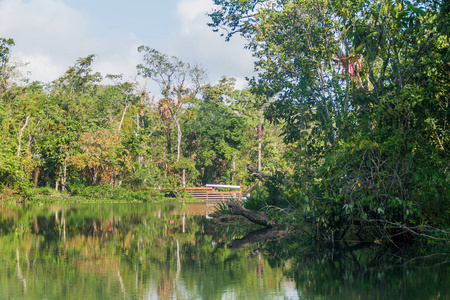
xmin=14 ymin=53 xmax=66 ymax=83
xmin=0 ymin=0 xmax=256 ymax=90
xmin=173 ymin=0 xmax=255 ymax=89
xmin=0 ymin=0 xmax=140 ymax=83
xmin=176 ymin=0 xmax=211 ymax=34
xmin=0 ymin=0 xmax=91 ymax=72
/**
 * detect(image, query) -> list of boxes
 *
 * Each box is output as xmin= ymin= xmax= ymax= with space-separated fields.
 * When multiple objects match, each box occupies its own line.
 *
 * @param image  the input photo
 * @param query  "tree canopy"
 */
xmin=0 ymin=0 xmax=449 ymax=244
xmin=209 ymin=0 xmax=449 ymax=241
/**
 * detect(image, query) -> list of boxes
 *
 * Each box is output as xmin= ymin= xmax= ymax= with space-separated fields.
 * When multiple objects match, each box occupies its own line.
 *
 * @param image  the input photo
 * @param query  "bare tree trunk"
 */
xmin=93 ymin=167 xmax=99 ymax=186
xmin=136 ymin=113 xmax=140 ymax=131
xmin=227 ymin=200 xmax=270 ymax=227
xmin=258 ymin=142 xmax=262 ymax=172
xmin=167 ymin=122 xmax=172 ymax=154
xmin=27 ymin=134 xmax=34 ymax=152
xmin=173 ymin=114 xmax=182 ymax=162
xmin=61 ymin=158 xmax=67 ymax=192
xmin=26 ymin=120 xmax=40 ymax=152
xmin=256 ymin=121 xmax=264 ymax=172
xmin=118 ymin=103 xmax=130 ymax=132
xmin=17 ymin=116 xmax=30 ymax=157
xmin=135 ymin=114 xmax=145 ymax=164
xmin=32 ymin=167 xmax=40 ymax=186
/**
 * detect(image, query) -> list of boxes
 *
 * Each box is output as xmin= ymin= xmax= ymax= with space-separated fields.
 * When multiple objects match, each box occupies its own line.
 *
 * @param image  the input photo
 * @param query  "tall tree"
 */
xmin=209 ymin=0 xmax=450 ymax=238
xmin=184 ymin=80 xmax=249 ymax=184
xmin=0 ymin=38 xmax=15 ymax=93
xmin=137 ymin=47 xmax=206 ymax=162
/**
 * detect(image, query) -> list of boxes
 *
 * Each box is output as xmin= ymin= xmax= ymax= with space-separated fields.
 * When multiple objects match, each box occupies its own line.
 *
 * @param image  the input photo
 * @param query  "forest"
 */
xmin=1 ymin=0 xmax=449 ymax=243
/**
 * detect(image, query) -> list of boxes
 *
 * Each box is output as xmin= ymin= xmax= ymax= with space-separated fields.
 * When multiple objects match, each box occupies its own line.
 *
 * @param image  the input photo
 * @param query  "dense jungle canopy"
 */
xmin=1 ymin=0 xmax=449 ymax=243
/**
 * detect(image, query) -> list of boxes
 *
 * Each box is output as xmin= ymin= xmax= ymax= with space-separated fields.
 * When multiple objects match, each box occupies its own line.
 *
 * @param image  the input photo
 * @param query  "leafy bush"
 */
xmin=243 ymin=185 xmax=268 ymax=211
xmin=213 ymin=201 xmax=232 ymax=215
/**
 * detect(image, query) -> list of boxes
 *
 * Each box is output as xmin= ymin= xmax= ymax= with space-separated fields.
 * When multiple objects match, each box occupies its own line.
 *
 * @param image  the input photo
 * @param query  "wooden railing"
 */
xmin=182 ymin=187 xmax=241 ymax=202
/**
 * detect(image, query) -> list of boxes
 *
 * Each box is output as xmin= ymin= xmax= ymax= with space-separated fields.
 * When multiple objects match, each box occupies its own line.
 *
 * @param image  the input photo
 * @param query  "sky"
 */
xmin=0 ymin=0 xmax=255 ymax=94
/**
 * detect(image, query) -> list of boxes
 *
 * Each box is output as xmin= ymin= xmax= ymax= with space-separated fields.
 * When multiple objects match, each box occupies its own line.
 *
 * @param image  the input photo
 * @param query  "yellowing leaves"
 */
xmin=67 ymin=130 xmax=131 ymax=185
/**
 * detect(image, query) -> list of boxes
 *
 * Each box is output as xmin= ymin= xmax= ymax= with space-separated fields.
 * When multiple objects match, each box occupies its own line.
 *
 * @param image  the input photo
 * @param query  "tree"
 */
xmin=137 ymin=47 xmax=206 ymax=162
xmin=184 ymin=79 xmax=249 ymax=184
xmin=0 ymin=38 xmax=15 ymax=93
xmin=0 ymin=82 xmax=46 ymax=198
xmin=209 ymin=0 xmax=450 ymax=240
xmin=67 ymin=130 xmax=130 ymax=186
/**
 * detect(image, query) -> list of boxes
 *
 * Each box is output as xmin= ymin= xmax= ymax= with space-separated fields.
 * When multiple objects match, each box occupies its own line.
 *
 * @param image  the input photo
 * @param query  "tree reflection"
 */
xmin=227 ymin=227 xmax=287 ymax=251
xmin=0 ymin=203 xmax=448 ymax=299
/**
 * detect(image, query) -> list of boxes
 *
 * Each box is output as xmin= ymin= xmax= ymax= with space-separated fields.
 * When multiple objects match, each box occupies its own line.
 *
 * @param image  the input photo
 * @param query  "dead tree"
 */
xmin=227 ymin=200 xmax=270 ymax=227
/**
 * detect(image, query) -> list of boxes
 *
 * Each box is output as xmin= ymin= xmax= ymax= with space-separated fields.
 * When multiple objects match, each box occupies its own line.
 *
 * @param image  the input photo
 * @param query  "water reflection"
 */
xmin=0 ymin=203 xmax=448 ymax=299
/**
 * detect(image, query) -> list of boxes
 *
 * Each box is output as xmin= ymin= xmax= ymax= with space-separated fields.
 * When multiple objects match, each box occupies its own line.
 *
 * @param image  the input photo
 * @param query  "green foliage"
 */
xmin=209 ymin=0 xmax=450 ymax=242
xmin=0 ymin=39 xmax=291 ymax=205
xmin=184 ymin=79 xmax=250 ymax=184
xmin=62 ymin=184 xmax=164 ymax=202
xmin=0 ymin=136 xmax=33 ymax=201
xmin=1 ymin=0 xmax=447 ymax=247
xmin=242 ymin=186 xmax=268 ymax=211
xmin=0 ymin=37 xmax=15 ymax=92
xmin=213 ymin=201 xmax=233 ymax=215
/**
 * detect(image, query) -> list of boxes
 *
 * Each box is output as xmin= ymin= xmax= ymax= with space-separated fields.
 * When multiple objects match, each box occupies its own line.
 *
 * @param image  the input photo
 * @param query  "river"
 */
xmin=0 ymin=202 xmax=448 ymax=299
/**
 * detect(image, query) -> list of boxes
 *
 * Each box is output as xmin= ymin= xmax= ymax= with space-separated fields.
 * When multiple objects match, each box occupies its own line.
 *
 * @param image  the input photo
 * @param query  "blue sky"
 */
xmin=0 ymin=0 xmax=254 ymax=93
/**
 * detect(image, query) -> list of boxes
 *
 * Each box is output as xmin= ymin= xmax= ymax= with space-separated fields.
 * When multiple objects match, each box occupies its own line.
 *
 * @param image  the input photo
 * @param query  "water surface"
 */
xmin=0 ymin=202 xmax=448 ymax=299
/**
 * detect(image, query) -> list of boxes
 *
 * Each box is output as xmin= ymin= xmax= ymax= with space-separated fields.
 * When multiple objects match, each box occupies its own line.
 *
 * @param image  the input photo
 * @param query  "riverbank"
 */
xmin=1 ymin=185 xmax=198 ymax=204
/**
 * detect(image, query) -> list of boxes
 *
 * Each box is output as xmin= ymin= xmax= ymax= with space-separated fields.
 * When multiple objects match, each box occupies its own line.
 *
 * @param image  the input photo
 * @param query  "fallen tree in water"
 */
xmin=226 ymin=200 xmax=271 ymax=227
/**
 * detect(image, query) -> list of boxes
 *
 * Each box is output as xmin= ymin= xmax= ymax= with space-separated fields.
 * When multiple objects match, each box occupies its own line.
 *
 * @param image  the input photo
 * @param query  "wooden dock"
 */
xmin=182 ymin=186 xmax=241 ymax=202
